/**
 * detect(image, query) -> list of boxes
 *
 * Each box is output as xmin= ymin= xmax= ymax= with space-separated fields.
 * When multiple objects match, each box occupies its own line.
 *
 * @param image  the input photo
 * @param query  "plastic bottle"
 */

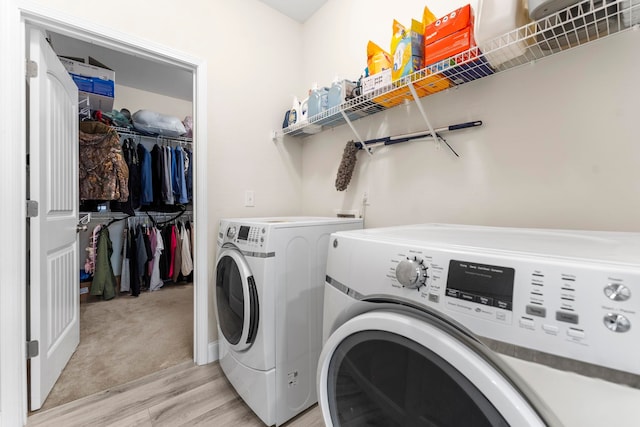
xmin=474 ymin=0 xmax=531 ymax=68
xmin=307 ymin=84 xmax=329 ymax=120
xmin=290 ymin=96 xmax=302 ymax=126
xmin=328 ymin=77 xmax=358 ymax=119
xmin=299 ymin=97 xmax=309 ymax=123
xmin=327 ymin=78 xmax=344 ymax=110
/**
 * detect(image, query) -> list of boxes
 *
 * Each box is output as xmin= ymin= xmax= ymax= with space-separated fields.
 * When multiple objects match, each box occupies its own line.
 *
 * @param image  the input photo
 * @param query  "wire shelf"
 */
xmin=280 ymin=0 xmax=639 ymax=138
xmin=112 ymin=126 xmax=193 ymax=145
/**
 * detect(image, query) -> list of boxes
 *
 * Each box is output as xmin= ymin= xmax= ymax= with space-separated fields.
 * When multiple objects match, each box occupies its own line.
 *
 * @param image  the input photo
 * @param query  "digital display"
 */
xmin=238 ymin=226 xmax=250 ymax=241
xmin=446 ymin=260 xmax=515 ymax=311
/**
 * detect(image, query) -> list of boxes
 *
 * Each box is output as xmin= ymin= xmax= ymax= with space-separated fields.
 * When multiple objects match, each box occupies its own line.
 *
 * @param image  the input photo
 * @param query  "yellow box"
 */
xmin=414 ymin=73 xmax=451 ymax=94
xmin=391 ymin=19 xmax=425 ymax=81
xmin=373 ymin=81 xmax=430 ymax=108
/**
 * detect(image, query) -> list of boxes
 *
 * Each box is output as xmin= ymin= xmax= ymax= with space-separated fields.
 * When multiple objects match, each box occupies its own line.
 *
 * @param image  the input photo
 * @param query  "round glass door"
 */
xmin=215 ymin=248 xmax=259 ymax=351
xmin=318 ymin=310 xmax=553 ymax=427
xmin=328 ymin=330 xmax=507 ymax=427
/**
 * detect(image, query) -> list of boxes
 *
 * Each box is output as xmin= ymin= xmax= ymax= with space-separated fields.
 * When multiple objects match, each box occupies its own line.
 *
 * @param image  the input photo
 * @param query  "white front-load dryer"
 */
xmin=215 ymin=216 xmax=363 ymax=426
xmin=318 ymin=223 xmax=640 ymax=427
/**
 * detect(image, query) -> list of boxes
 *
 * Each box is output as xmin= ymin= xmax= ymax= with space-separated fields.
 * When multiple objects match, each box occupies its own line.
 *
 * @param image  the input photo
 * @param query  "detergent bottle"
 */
xmin=307 ymin=83 xmax=329 ymax=120
xmin=328 ymin=77 xmax=357 ymax=110
xmin=299 ymin=97 xmax=309 ymax=123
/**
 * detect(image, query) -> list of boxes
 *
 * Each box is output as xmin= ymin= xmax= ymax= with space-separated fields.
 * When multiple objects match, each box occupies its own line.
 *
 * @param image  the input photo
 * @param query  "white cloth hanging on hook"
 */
xmin=180 ymin=223 xmax=193 ymax=276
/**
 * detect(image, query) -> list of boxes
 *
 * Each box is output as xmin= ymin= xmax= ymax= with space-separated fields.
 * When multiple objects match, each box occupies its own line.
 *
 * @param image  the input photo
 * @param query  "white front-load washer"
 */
xmin=215 ymin=216 xmax=362 ymax=426
xmin=318 ymin=223 xmax=640 ymax=427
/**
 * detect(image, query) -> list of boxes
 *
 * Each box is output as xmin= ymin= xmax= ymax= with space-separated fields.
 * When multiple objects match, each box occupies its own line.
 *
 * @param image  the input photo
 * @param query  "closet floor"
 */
xmin=33 ymin=282 xmax=194 ymax=412
xmin=27 ymin=360 xmax=324 ymax=426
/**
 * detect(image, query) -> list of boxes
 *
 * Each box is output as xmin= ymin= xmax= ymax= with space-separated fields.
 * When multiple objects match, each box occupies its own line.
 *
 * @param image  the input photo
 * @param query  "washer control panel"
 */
xmin=329 ymin=232 xmax=640 ymax=376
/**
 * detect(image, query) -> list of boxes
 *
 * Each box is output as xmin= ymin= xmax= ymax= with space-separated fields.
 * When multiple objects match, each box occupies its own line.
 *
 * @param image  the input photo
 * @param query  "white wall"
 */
xmin=299 ymin=0 xmax=640 ymax=232
xmin=114 ymin=84 xmax=193 ymax=119
xmin=35 ymin=0 xmax=306 ymax=344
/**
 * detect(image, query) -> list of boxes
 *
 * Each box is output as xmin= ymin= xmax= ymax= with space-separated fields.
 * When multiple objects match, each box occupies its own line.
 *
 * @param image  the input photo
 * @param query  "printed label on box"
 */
xmin=363 ymin=69 xmax=392 ymax=95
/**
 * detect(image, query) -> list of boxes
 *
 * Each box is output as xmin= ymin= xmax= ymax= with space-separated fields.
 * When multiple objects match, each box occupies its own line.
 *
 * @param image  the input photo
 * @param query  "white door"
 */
xmin=28 ymin=27 xmax=80 ymax=411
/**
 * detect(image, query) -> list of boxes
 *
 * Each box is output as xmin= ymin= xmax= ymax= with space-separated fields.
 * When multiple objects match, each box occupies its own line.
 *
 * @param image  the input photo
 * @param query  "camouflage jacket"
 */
xmin=79 ymin=121 xmax=129 ymax=202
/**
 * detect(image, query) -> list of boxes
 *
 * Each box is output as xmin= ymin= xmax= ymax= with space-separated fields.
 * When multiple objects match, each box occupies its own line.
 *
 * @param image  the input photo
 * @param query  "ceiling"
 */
xmin=47 ymin=31 xmax=193 ymax=102
xmin=257 ymin=0 xmax=327 ymax=23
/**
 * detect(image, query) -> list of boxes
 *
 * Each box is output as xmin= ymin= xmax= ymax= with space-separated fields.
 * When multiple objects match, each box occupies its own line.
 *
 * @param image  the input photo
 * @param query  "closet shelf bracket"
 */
xmin=407 ymin=81 xmax=445 ymax=153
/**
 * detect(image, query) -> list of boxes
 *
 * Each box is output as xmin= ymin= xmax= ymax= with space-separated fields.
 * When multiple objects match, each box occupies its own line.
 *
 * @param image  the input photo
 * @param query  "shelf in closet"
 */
xmin=112 ymin=126 xmax=193 ymax=145
xmin=280 ymin=0 xmax=638 ymax=139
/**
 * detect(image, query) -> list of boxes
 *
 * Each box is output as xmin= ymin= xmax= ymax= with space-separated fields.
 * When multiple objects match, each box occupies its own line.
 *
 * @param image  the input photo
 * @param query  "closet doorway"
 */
xmin=19 ymin=5 xmax=209 ymax=418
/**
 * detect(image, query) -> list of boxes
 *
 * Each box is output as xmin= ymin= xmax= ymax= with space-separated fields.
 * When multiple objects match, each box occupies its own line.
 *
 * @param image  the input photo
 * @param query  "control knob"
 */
xmin=604 ymin=283 xmax=631 ymax=301
xmin=395 ymin=256 xmax=428 ymax=289
xmin=603 ymin=313 xmax=631 ymax=333
xmin=226 ymin=226 xmax=237 ymax=238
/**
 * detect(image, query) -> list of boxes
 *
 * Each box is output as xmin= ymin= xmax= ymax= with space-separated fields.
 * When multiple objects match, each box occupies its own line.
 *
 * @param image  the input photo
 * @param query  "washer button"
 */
xmin=542 ymin=324 xmax=559 ymax=334
xmin=567 ymin=329 xmax=585 ymax=338
xmin=556 ymin=311 xmax=579 ymax=324
xmin=526 ymin=305 xmax=547 ymax=318
xmin=519 ymin=318 xmax=535 ymax=330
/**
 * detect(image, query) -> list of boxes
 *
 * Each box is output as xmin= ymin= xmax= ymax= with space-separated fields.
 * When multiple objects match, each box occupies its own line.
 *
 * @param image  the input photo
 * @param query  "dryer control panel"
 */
xmin=218 ymin=221 xmax=266 ymax=249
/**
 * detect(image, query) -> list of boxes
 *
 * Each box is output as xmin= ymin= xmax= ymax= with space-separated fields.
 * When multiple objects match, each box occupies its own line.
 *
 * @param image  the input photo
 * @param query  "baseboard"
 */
xmin=208 ymin=340 xmax=219 ymax=363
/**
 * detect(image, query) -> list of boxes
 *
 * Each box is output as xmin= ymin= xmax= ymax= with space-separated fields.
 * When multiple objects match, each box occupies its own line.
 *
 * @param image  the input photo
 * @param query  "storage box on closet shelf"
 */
xmin=278 ymin=0 xmax=638 ymax=139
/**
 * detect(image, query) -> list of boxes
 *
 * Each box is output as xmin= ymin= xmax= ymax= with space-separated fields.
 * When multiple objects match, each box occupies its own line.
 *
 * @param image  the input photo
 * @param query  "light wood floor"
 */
xmin=28 ymin=361 xmax=324 ymax=427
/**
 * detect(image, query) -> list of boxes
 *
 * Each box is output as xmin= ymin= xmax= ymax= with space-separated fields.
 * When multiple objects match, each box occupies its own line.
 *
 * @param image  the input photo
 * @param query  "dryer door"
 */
xmin=215 ymin=247 xmax=259 ymax=352
xmin=318 ymin=310 xmax=559 ymax=427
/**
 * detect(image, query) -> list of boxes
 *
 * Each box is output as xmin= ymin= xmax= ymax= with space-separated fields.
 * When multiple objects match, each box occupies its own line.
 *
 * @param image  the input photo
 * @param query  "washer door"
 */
xmin=318 ymin=310 xmax=555 ymax=427
xmin=215 ymin=247 xmax=259 ymax=352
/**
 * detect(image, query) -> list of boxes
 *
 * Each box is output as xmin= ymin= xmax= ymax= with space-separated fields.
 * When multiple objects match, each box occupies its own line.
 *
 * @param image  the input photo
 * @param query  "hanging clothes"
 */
xmin=149 ymin=227 xmax=165 ymax=291
xmin=185 ymin=148 xmax=193 ymax=202
xmin=181 ymin=222 xmax=193 ymax=276
xmin=151 ymin=144 xmax=164 ymax=208
xmin=120 ymin=227 xmax=131 ymax=292
xmin=167 ymin=224 xmax=178 ymax=279
xmin=79 ymin=121 xmax=129 ymax=202
xmin=159 ymin=225 xmax=172 ymax=280
xmin=135 ymin=225 xmax=153 ymax=291
xmin=138 ymin=143 xmax=153 ymax=205
xmin=129 ymin=226 xmax=141 ymax=297
xmin=84 ymin=224 xmax=102 ymax=274
xmin=147 ymin=227 xmax=157 ymax=278
xmin=189 ymin=220 xmax=195 ymax=257
xmin=174 ymin=146 xmax=189 ymax=204
xmin=110 ymin=137 xmax=140 ymax=215
xmin=90 ymin=227 xmax=116 ymax=300
xmin=162 ymin=146 xmax=175 ymax=205
xmin=172 ymin=223 xmax=183 ymax=282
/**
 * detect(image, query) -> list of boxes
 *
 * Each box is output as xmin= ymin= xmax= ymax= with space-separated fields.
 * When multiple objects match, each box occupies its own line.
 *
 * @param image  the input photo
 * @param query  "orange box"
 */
xmin=424 ymin=26 xmax=474 ymax=67
xmin=414 ymin=74 xmax=451 ymax=95
xmin=373 ymin=81 xmax=431 ymax=108
xmin=424 ymin=4 xmax=473 ymax=46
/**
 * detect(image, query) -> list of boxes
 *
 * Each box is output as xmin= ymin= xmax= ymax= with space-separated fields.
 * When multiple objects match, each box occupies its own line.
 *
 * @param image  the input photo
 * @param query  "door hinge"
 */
xmin=26 ymin=200 xmax=39 ymax=218
xmin=27 ymin=340 xmax=39 ymax=359
xmin=26 ymin=60 xmax=38 ymax=78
